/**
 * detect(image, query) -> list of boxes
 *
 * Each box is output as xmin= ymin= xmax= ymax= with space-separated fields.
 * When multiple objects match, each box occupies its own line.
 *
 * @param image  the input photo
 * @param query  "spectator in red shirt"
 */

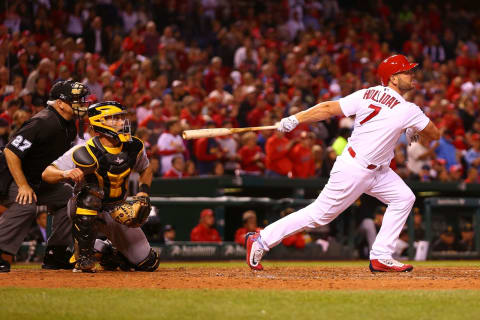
xmin=194 ymin=122 xmax=224 ymax=175
xmin=163 ymin=156 xmax=186 ymax=178
xmin=0 ymin=99 xmax=21 ymax=125
xmin=290 ymin=131 xmax=316 ymax=178
xmin=180 ymin=95 xmax=205 ymax=129
xmin=265 ymin=131 xmax=297 ymax=177
xmin=139 ymin=100 xmax=167 ymax=145
xmin=190 ymin=209 xmax=221 ymax=243
xmin=204 ymin=56 xmax=226 ymax=94
xmin=234 ymin=210 xmax=262 ymax=246
xmin=237 ymin=132 xmax=264 ymax=174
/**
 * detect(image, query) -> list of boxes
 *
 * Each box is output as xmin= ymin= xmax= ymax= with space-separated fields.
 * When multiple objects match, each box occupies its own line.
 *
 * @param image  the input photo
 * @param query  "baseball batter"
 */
xmin=246 ymin=54 xmax=440 ymax=272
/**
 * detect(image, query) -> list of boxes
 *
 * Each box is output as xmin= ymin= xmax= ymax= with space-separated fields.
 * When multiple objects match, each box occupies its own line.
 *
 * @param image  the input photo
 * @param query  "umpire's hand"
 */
xmin=16 ymin=184 xmax=37 ymax=205
xmin=62 ymin=168 xmax=84 ymax=184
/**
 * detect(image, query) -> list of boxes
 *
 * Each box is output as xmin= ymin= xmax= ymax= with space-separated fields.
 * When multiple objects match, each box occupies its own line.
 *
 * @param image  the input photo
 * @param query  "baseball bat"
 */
xmin=182 ymin=125 xmax=278 ymax=140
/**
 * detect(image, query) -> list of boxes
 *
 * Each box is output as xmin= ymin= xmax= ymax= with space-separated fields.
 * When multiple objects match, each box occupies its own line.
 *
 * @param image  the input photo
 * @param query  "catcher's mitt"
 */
xmin=109 ymin=196 xmax=151 ymax=228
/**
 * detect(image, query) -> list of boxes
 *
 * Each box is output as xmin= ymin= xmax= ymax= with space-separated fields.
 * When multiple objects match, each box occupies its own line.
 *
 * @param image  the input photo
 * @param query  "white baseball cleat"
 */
xmin=245 ymin=232 xmax=265 ymax=271
xmin=369 ymin=259 xmax=413 ymax=272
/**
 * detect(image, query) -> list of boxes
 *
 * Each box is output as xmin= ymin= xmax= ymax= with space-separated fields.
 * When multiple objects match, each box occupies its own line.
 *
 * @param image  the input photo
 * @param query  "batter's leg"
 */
xmin=260 ymin=158 xmax=374 ymax=249
xmin=366 ymin=168 xmax=415 ymax=260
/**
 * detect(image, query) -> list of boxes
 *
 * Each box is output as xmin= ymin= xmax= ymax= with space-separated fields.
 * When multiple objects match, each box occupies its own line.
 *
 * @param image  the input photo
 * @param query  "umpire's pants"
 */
xmin=0 ymin=181 xmax=73 ymax=255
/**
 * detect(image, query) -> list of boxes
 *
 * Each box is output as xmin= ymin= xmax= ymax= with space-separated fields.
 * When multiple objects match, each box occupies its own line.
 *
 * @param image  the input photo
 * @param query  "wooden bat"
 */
xmin=182 ymin=125 xmax=278 ymax=140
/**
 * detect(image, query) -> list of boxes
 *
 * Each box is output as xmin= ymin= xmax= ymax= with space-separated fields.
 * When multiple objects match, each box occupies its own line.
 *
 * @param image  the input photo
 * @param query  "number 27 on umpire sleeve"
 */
xmin=360 ymin=105 xmax=381 ymax=125
xmin=11 ymin=135 xmax=32 ymax=152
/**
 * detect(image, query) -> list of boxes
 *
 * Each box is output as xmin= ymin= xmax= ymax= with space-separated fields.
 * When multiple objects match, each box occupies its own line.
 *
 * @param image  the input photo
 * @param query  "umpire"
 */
xmin=0 ymin=80 xmax=90 ymax=272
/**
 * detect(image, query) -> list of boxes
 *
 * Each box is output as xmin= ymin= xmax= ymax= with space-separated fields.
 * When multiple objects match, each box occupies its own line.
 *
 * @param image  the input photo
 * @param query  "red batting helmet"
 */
xmin=377 ymin=54 xmax=418 ymax=86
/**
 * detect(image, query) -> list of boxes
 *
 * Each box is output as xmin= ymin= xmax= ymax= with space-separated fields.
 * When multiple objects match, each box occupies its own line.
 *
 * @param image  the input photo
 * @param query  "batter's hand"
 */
xmin=16 ymin=184 xmax=37 ymax=205
xmin=62 ymin=168 xmax=84 ymax=184
xmin=277 ymin=115 xmax=299 ymax=132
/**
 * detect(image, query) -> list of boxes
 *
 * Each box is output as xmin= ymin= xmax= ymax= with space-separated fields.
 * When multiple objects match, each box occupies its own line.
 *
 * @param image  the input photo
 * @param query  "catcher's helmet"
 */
xmin=88 ymin=101 xmax=132 ymax=142
xmin=49 ymin=80 xmax=90 ymax=115
xmin=377 ymin=54 xmax=418 ymax=86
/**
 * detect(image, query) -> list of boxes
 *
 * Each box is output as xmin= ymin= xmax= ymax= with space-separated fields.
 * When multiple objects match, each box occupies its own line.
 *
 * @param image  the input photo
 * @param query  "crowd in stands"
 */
xmin=1 ymin=0 xmax=480 ymax=185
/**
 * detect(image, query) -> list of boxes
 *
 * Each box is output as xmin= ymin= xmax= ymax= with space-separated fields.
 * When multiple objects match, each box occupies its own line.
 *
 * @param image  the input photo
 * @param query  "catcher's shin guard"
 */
xmin=134 ymin=249 xmax=160 ymax=272
xmin=72 ymin=184 xmax=104 ymax=272
xmin=72 ymin=213 xmax=97 ymax=272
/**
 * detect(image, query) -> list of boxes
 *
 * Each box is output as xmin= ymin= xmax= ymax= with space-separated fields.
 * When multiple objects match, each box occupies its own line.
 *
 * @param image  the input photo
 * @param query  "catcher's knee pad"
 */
xmin=134 ymin=248 xmax=160 ymax=272
xmin=76 ymin=184 xmax=104 ymax=213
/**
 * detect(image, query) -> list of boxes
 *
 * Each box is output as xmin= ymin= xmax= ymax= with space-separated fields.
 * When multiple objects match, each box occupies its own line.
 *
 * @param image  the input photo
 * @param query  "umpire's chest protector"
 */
xmin=81 ymin=136 xmax=143 ymax=203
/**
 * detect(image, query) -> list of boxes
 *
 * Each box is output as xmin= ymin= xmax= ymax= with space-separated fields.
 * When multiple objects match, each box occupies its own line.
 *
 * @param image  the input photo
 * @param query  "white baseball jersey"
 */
xmin=259 ymin=85 xmax=433 ymax=263
xmin=339 ymin=85 xmax=430 ymax=165
xmin=157 ymin=132 xmax=184 ymax=174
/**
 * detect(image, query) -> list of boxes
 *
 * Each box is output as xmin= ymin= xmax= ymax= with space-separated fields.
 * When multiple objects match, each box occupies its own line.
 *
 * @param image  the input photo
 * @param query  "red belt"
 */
xmin=348 ymin=147 xmax=377 ymax=170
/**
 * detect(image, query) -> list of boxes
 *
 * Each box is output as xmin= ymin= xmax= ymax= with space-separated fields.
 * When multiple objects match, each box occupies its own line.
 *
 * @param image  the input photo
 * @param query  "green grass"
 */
xmin=11 ymin=260 xmax=480 ymax=269
xmin=0 ymin=288 xmax=479 ymax=320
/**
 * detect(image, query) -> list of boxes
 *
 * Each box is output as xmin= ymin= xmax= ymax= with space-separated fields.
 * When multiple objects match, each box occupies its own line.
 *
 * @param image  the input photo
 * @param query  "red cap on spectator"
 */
xmin=472 ymin=133 xmax=480 ymax=141
xmin=200 ymin=209 xmax=214 ymax=218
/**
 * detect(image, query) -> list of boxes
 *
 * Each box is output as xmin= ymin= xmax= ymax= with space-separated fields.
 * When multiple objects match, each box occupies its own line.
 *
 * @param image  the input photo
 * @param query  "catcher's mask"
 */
xmin=88 ymin=101 xmax=132 ymax=142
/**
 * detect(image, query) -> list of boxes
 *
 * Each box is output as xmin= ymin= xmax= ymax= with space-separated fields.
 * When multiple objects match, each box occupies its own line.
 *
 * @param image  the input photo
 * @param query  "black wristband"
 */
xmin=139 ymin=184 xmax=150 ymax=194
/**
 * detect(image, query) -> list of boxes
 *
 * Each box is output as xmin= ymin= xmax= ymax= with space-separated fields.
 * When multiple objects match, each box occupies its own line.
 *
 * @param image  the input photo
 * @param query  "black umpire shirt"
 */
xmin=5 ymin=106 xmax=77 ymax=188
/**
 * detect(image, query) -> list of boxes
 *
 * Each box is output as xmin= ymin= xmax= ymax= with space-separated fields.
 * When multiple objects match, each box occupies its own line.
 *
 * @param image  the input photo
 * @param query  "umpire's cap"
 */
xmin=49 ymin=80 xmax=90 ymax=105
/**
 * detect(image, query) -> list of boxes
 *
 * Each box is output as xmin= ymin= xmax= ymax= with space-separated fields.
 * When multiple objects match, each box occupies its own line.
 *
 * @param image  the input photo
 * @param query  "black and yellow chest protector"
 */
xmin=84 ymin=137 xmax=140 ymax=204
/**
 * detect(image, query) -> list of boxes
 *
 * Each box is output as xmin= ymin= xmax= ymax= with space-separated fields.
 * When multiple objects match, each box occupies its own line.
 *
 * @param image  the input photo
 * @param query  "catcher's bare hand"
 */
xmin=62 ymin=168 xmax=84 ymax=184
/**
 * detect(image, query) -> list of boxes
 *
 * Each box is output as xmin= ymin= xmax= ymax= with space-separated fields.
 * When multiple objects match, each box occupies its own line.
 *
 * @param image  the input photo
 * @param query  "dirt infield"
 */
xmin=2 ymin=265 xmax=480 ymax=290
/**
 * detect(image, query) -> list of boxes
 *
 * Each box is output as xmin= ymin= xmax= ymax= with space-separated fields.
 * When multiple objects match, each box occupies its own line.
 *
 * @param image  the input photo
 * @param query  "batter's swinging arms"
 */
xmin=246 ymin=54 xmax=440 ymax=272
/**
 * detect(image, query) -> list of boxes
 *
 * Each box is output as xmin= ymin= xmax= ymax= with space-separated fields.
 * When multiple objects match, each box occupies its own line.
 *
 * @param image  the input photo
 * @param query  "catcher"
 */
xmin=42 ymin=101 xmax=160 ymax=273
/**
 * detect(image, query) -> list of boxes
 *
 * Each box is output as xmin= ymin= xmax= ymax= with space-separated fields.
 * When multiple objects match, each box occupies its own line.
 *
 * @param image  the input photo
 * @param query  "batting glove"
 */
xmin=406 ymin=128 xmax=419 ymax=146
xmin=278 ymin=115 xmax=299 ymax=132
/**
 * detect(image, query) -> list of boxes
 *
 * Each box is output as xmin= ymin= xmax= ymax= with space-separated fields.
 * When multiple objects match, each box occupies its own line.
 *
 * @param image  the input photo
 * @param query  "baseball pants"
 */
xmin=0 ymin=181 xmax=73 ymax=255
xmin=68 ymin=199 xmax=151 ymax=265
xmin=260 ymin=151 xmax=415 ymax=260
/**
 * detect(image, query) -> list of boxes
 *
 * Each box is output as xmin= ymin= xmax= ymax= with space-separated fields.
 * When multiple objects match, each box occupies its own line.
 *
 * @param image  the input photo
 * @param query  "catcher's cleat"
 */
xmin=0 ymin=252 xmax=11 ymax=273
xmin=369 ymin=259 xmax=413 ymax=272
xmin=245 ymin=232 xmax=265 ymax=271
xmin=41 ymin=246 xmax=75 ymax=270
xmin=73 ymin=256 xmax=97 ymax=273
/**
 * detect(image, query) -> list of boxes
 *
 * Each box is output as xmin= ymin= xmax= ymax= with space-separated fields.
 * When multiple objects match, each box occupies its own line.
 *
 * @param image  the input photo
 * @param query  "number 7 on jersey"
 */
xmin=360 ymin=104 xmax=382 ymax=125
